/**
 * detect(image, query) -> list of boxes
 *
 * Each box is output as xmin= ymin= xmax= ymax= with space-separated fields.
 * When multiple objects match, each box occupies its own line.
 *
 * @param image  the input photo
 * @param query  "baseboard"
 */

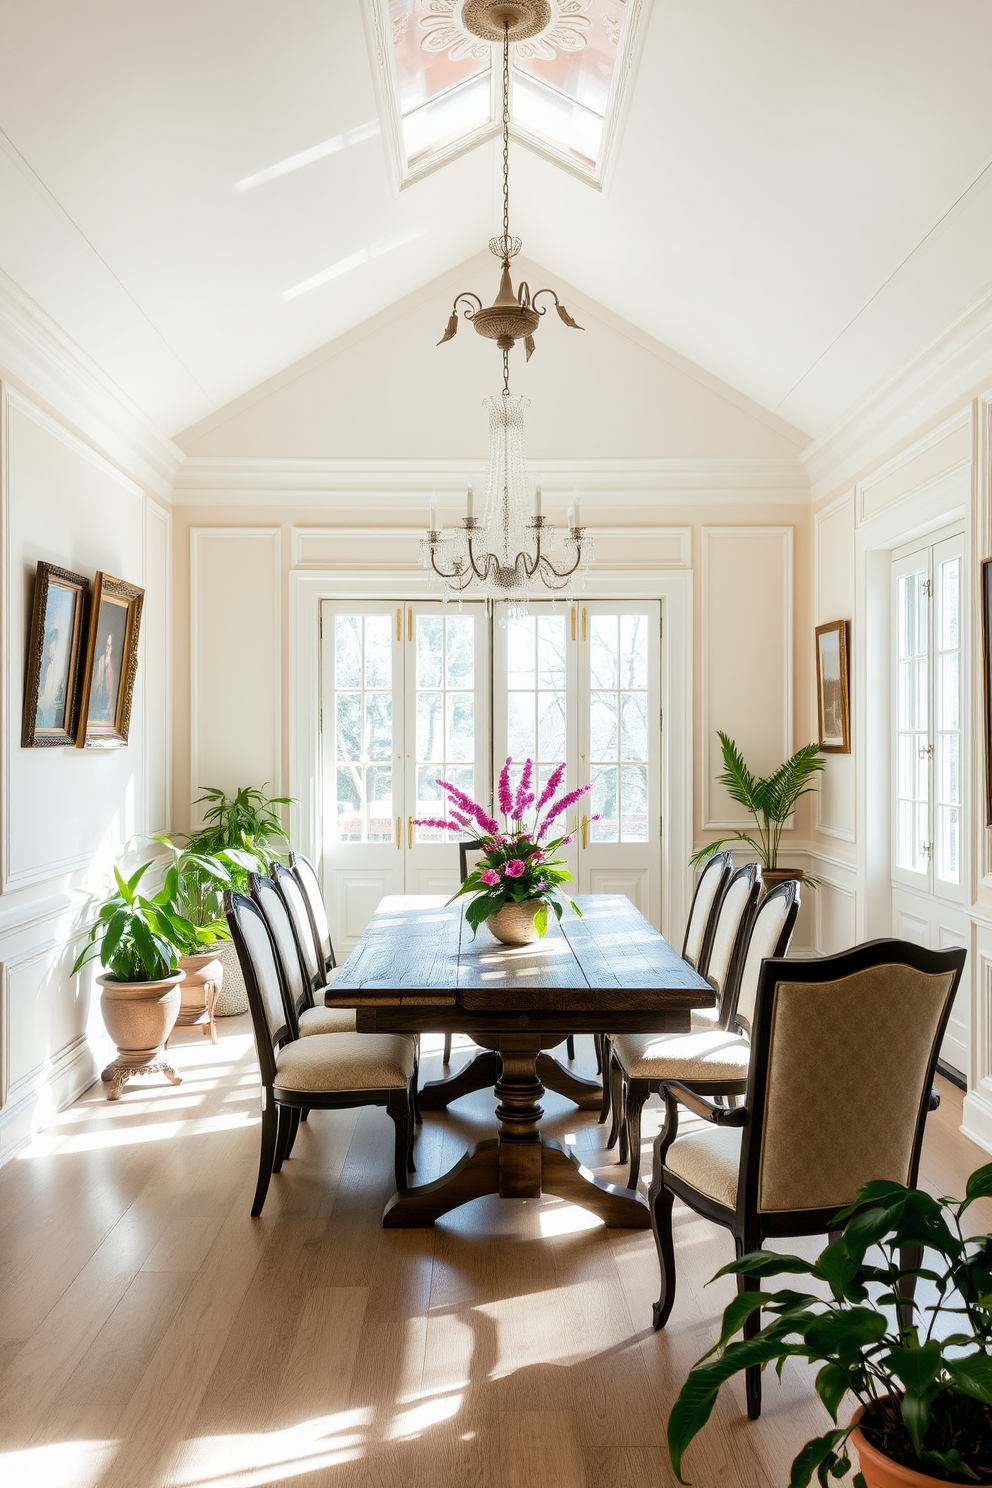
xmin=0 ymin=1036 xmax=99 ymax=1168
xmin=937 ymin=1058 xmax=967 ymax=1091
xmin=961 ymin=1087 xmax=992 ymax=1157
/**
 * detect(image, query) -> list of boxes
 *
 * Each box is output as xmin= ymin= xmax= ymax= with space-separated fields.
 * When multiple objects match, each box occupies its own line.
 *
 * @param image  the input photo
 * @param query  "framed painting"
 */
xmin=815 ymin=619 xmax=851 ymax=754
xmin=76 ymin=572 xmax=144 ymax=749
xmin=22 ymin=562 xmax=89 ymax=748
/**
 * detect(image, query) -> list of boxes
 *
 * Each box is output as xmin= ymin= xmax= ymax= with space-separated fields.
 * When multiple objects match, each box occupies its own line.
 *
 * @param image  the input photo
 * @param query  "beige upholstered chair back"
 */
xmin=706 ymin=864 xmax=759 ymax=1001
xmin=753 ymin=961 xmax=957 ymax=1214
xmin=252 ymin=877 xmax=308 ymax=1016
xmin=229 ymin=896 xmax=288 ymax=1044
xmin=275 ymin=866 xmax=320 ymax=986
xmin=683 ymin=854 xmax=728 ymax=968
xmin=733 ymin=883 xmax=799 ymax=1031
xmin=292 ymin=853 xmax=334 ymax=968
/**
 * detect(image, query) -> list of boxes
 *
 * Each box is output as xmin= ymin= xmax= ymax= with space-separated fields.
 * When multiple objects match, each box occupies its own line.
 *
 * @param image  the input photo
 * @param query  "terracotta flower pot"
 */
xmin=487 ymin=899 xmax=544 ymax=945
xmin=174 ymin=950 xmax=224 ymax=1043
xmin=98 ymin=970 xmax=185 ymax=1101
xmin=212 ymin=937 xmax=249 ymax=1016
xmin=761 ymin=867 xmax=804 ymax=893
xmin=849 ymin=1403 xmax=949 ymax=1488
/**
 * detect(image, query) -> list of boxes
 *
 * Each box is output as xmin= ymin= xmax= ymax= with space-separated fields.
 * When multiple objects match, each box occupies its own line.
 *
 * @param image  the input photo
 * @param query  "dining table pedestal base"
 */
xmin=418 ymin=1048 xmax=602 ymax=1112
xmin=382 ymin=1034 xmax=650 ymax=1230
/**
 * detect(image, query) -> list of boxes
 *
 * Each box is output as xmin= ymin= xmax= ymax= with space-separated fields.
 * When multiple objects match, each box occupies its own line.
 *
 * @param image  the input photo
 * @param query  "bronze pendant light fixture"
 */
xmin=422 ymin=0 xmax=591 ymax=617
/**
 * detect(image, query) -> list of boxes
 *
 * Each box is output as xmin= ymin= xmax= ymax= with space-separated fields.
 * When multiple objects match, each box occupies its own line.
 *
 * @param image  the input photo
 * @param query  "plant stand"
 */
xmin=101 ymin=1053 xmax=183 ymax=1102
xmin=97 ymin=970 xmax=184 ymax=1102
xmin=171 ymin=951 xmax=223 ymax=1043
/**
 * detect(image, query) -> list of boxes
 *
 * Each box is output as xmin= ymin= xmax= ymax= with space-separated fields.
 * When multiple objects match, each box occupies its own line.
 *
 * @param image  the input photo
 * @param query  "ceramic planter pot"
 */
xmin=849 ymin=1403 xmax=949 ymax=1488
xmin=487 ymin=899 xmax=544 ymax=945
xmin=212 ymin=937 xmax=249 ymax=1016
xmin=98 ymin=970 xmax=185 ymax=1101
xmin=174 ymin=949 xmax=224 ymax=1043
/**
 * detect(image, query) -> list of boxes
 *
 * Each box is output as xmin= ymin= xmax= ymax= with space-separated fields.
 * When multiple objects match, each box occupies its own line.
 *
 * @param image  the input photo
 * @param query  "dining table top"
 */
xmin=326 ymin=893 xmax=714 ymax=1015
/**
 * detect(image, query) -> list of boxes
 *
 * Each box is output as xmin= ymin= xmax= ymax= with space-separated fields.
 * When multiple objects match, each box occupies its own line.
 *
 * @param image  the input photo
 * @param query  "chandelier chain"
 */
xmin=502 ymin=22 xmax=510 ymax=246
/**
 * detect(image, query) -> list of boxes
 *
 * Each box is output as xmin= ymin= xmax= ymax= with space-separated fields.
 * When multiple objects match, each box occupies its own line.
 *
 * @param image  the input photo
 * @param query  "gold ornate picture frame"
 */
xmin=76 ymin=572 xmax=144 ymax=749
xmin=815 ymin=619 xmax=851 ymax=754
xmin=21 ymin=561 xmax=90 ymax=748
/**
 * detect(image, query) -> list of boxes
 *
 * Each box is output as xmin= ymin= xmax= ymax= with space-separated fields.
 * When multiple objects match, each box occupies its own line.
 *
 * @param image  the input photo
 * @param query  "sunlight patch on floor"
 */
xmin=168 ymin=1410 xmax=371 ymax=1487
xmin=538 ymin=1198 xmax=603 ymax=1236
xmin=0 ymin=1438 xmax=118 ymax=1488
xmin=20 ymin=1109 xmax=259 ymax=1157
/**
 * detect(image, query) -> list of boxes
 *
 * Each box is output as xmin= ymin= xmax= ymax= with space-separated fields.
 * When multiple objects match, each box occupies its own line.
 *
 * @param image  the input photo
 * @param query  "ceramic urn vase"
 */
xmin=98 ymin=970 xmax=185 ymax=1102
xmin=486 ymin=899 xmax=544 ymax=945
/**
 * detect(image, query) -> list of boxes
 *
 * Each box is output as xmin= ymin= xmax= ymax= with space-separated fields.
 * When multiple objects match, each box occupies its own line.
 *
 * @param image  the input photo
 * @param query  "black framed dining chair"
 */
xmin=225 ymin=890 xmax=418 ymax=1216
xmin=271 ymin=864 xmax=356 ymax=1037
xmin=605 ymin=861 xmax=763 ymax=1161
xmin=608 ymin=877 xmax=799 ymax=1187
xmin=649 ymin=938 xmax=966 ymax=1419
xmin=683 ymin=850 xmax=734 ymax=975
xmin=289 ymin=851 xmax=337 ymax=979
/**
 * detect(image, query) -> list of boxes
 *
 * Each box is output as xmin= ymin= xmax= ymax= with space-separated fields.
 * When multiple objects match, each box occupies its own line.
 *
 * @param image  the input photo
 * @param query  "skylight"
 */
xmin=363 ymin=0 xmax=647 ymax=187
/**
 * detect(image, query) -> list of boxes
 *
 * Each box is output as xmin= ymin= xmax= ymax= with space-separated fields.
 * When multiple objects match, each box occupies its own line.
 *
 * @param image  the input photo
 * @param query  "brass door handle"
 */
xmin=395 ymin=816 xmax=401 ymax=849
xmin=408 ymin=815 xmax=413 ymax=849
xmin=581 ymin=815 xmax=588 ymax=849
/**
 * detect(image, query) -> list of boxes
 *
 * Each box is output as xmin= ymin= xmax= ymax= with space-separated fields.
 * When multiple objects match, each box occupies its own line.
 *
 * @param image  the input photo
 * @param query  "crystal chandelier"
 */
xmin=420 ymin=0 xmax=592 ymax=619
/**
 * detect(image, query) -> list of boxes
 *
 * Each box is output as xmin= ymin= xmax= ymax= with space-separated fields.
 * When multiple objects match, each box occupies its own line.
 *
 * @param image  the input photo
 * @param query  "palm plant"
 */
xmin=185 ymin=785 xmax=292 ymax=890
xmin=690 ymin=732 xmax=825 ymax=872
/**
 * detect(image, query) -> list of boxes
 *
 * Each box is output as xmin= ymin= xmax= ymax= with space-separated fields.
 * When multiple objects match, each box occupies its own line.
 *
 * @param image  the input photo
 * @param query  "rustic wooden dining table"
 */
xmin=325 ymin=893 xmax=715 ymax=1230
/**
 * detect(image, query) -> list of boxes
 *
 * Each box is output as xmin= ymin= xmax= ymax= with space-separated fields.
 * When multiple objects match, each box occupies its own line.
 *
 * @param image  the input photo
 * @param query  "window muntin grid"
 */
xmin=332 ymin=614 xmax=394 ymax=843
xmin=415 ymin=613 xmax=476 ymax=842
xmin=589 ymin=612 xmax=649 ymax=842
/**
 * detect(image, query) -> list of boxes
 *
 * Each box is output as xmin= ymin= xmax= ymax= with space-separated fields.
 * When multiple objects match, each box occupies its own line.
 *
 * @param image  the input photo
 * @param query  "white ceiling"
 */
xmin=2 ymin=0 xmax=992 ymax=445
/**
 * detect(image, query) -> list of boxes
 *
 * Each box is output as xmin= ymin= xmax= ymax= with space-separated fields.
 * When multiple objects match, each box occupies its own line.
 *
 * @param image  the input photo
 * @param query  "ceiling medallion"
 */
xmin=421 ymin=6 xmax=591 ymax=618
xmin=419 ymin=0 xmax=589 ymax=61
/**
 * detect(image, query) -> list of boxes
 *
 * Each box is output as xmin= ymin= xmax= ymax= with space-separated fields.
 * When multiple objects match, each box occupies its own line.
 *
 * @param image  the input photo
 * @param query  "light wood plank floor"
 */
xmin=0 ymin=1021 xmax=989 ymax=1488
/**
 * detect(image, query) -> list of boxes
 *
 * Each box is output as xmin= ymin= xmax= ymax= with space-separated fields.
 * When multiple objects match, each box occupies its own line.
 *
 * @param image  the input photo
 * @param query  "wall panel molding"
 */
xmin=292 ymin=525 xmax=692 ymax=571
xmin=190 ymin=528 xmax=282 ymax=821
xmin=812 ymin=490 xmax=856 ymax=842
xmin=701 ymin=526 xmax=793 ymax=830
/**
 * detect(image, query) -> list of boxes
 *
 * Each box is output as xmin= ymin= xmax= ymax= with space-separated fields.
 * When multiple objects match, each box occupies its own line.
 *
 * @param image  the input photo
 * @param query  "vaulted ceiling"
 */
xmin=2 ymin=0 xmax=992 ymax=446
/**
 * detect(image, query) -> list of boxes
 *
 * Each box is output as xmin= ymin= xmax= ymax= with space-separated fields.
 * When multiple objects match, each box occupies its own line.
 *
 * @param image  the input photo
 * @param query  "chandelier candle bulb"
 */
xmin=567 ymin=504 xmax=574 ymax=533
xmin=573 ymin=491 xmax=581 ymax=530
xmin=535 ymin=483 xmax=542 ymax=520
xmin=430 ymin=493 xmax=438 ymax=533
xmin=467 ymin=485 xmax=474 ymax=522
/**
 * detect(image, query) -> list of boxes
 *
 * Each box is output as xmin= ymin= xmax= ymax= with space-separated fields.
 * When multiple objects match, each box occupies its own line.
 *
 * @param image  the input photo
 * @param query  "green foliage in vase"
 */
xmin=185 ymin=785 xmax=292 ymax=890
xmin=690 ymin=732 xmax=825 ymax=873
xmin=151 ymin=836 xmax=260 ymax=954
xmin=71 ymin=862 xmax=191 ymax=984
xmin=668 ymin=1165 xmax=992 ymax=1486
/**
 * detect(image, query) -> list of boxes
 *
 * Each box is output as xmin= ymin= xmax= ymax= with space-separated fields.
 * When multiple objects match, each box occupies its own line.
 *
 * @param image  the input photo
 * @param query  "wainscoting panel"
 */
xmin=190 ymin=528 xmax=281 ymax=814
xmin=813 ymin=493 xmax=856 ymax=841
xmin=143 ymin=498 xmax=172 ymax=835
xmin=701 ymin=527 xmax=793 ymax=829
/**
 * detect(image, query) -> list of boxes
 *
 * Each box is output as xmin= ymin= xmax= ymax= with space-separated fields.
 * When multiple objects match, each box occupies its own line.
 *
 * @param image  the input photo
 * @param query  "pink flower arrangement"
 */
xmin=413 ymin=757 xmax=591 ymax=937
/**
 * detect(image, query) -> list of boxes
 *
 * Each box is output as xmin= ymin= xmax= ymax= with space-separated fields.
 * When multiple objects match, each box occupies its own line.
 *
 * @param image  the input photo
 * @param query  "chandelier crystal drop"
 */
xmin=420 ymin=1 xmax=592 ymax=619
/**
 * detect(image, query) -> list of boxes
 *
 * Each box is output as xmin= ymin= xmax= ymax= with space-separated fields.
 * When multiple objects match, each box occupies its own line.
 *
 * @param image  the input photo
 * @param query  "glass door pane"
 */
xmin=934 ymin=538 xmax=963 ymax=891
xmin=894 ymin=563 xmax=930 ymax=880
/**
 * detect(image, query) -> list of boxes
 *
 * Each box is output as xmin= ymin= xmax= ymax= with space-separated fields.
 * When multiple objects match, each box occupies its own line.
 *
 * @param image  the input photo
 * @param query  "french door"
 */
xmin=890 ymin=527 xmax=968 ymax=1076
xmin=321 ymin=599 xmax=661 ymax=953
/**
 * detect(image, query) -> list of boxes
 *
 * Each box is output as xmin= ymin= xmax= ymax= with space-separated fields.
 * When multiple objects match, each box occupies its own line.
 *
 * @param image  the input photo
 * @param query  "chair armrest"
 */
xmin=661 ymin=1081 xmax=748 ymax=1126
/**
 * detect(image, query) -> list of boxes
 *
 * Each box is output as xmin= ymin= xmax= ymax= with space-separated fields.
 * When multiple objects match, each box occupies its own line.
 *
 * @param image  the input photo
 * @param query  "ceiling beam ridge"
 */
xmin=802 ymin=278 xmax=992 ymax=502
xmin=0 ymin=266 xmax=184 ymax=500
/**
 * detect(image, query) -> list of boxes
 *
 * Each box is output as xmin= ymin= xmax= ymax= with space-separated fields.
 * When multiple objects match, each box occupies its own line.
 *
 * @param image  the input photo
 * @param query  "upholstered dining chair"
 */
xmin=649 ymin=938 xmax=967 ymax=1419
xmin=271 ymin=864 xmax=356 ymax=1037
xmin=289 ymin=851 xmax=337 ymax=980
xmin=605 ymin=861 xmax=763 ymax=1168
xmin=226 ymin=890 xmax=418 ymax=1216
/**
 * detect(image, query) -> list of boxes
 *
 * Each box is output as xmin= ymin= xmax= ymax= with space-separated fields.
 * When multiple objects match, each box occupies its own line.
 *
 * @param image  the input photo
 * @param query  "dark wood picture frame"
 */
xmin=21 ymin=561 xmax=90 ymax=748
xmin=76 ymin=572 xmax=144 ymax=750
xmin=983 ymin=559 xmax=992 ymax=824
xmin=815 ymin=618 xmax=851 ymax=753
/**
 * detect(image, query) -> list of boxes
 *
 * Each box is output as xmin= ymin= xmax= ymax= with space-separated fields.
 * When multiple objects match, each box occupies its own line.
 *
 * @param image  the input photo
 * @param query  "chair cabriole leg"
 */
xmin=625 ymin=1083 xmax=649 ymax=1188
xmin=252 ymin=1099 xmax=279 ymax=1217
xmin=649 ymin=1174 xmax=677 ymax=1329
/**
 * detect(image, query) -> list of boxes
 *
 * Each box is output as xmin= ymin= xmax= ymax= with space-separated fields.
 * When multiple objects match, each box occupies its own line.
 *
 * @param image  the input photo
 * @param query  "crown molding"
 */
xmin=0 ymin=268 xmax=183 ymax=501
xmin=172 ymin=455 xmax=810 ymax=508
xmin=802 ymin=280 xmax=992 ymax=502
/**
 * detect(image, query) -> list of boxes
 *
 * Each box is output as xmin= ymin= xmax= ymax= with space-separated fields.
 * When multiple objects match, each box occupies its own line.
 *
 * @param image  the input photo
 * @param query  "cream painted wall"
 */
xmin=176 ymin=255 xmax=807 ymax=463
xmin=0 ymin=354 xmax=174 ymax=1163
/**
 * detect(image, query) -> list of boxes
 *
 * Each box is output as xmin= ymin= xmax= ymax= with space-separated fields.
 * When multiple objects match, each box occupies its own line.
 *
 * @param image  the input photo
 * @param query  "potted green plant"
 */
xmin=153 ymin=836 xmax=259 ymax=1041
xmin=184 ymin=785 xmax=293 ymax=1013
xmin=420 ymin=757 xmax=589 ymax=944
xmin=690 ymin=732 xmax=825 ymax=888
xmin=73 ymin=861 xmax=195 ymax=1100
xmin=667 ymin=1164 xmax=992 ymax=1487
